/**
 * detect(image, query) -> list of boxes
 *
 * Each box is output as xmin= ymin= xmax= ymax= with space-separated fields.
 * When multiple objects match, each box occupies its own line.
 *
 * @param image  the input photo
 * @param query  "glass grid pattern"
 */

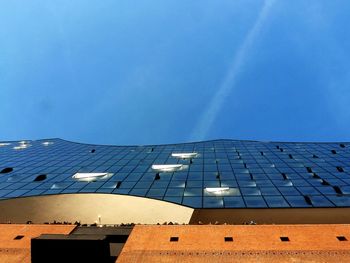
xmin=0 ymin=139 xmax=349 ymax=208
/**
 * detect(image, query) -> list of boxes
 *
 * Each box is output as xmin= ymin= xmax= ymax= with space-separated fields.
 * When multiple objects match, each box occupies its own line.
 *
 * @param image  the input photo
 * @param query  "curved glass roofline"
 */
xmin=1 ymin=137 xmax=349 ymax=148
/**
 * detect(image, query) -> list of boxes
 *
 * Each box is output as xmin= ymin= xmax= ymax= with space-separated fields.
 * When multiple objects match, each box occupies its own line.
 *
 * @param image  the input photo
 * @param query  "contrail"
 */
xmin=190 ymin=0 xmax=275 ymax=141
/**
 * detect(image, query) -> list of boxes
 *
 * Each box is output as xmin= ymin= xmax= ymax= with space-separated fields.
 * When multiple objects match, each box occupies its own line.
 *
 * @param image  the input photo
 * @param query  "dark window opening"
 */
xmin=306 ymin=167 xmax=313 ymax=173
xmin=216 ymin=173 xmax=220 ymax=179
xmin=276 ymin=145 xmax=280 ymax=149
xmin=90 ymin=149 xmax=96 ymax=153
xmin=280 ymin=237 xmax=289 ymax=242
xmin=312 ymin=173 xmax=320 ymax=179
xmin=150 ymin=148 xmax=154 ymax=152
xmin=333 ymin=186 xmax=343 ymax=195
xmin=340 ymin=144 xmax=346 ymax=148
xmin=155 ymin=173 xmax=160 ymax=180
xmin=34 ymin=174 xmax=47 ymax=182
xmin=260 ymin=152 xmax=264 ymax=156
xmin=337 ymin=236 xmax=347 ymax=241
xmin=14 ymin=235 xmax=24 ymax=240
xmin=337 ymin=167 xmax=344 ymax=173
xmin=0 ymin=167 xmax=13 ymax=174
xmin=288 ymin=154 xmax=293 ymax=159
xmin=281 ymin=173 xmax=288 ymax=180
xmin=321 ymin=179 xmax=330 ymax=186
xmin=170 ymin=237 xmax=179 ymax=242
xmin=225 ymin=237 xmax=233 ymax=242
xmin=312 ymin=154 xmax=318 ymax=158
xmin=331 ymin=150 xmax=337 ymax=154
xmin=116 ymin=181 xmax=122 ymax=188
xmin=249 ymin=173 xmax=254 ymax=180
xmin=190 ymin=159 xmax=193 ymax=164
xmin=303 ymin=195 xmax=312 ymax=205
xmin=243 ymin=163 xmax=247 ymax=169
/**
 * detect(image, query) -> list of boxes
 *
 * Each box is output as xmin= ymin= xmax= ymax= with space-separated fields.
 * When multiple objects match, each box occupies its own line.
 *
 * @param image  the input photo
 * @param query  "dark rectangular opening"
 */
xmin=306 ymin=167 xmax=313 ymax=173
xmin=280 ymin=236 xmax=289 ymax=242
xmin=337 ymin=167 xmax=344 ymax=172
xmin=224 ymin=237 xmax=233 ymax=242
xmin=14 ymin=235 xmax=24 ymax=240
xmin=337 ymin=236 xmax=347 ymax=241
xmin=312 ymin=173 xmax=320 ymax=179
xmin=321 ymin=179 xmax=330 ymax=186
xmin=303 ymin=195 xmax=313 ymax=205
xmin=333 ymin=186 xmax=343 ymax=195
xmin=170 ymin=237 xmax=179 ymax=242
xmin=31 ymin=234 xmax=110 ymax=263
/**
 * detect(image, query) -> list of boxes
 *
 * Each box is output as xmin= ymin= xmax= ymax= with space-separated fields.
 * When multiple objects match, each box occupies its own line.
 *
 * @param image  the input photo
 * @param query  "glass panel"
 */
xmin=244 ymin=196 xmax=267 ymax=208
xmin=182 ymin=197 xmax=202 ymax=208
xmin=184 ymin=188 xmax=202 ymax=197
xmin=264 ymin=196 xmax=289 ymax=208
xmin=203 ymin=197 xmax=224 ymax=208
xmin=224 ymin=197 xmax=245 ymax=208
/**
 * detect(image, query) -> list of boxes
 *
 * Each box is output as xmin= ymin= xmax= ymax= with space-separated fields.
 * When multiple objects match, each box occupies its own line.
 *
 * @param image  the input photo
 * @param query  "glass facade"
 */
xmin=0 ymin=138 xmax=349 ymax=208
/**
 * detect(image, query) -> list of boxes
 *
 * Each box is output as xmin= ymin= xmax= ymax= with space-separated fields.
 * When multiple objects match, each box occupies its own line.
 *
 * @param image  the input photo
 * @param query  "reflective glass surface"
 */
xmin=0 ymin=138 xmax=349 ymax=208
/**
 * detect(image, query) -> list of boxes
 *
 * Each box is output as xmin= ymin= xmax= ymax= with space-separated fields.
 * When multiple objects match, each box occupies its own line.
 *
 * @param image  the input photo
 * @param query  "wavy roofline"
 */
xmin=1 ymin=137 xmax=349 ymax=147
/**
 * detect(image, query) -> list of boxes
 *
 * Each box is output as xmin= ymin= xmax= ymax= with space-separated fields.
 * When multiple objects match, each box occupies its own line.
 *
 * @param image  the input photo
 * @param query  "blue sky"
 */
xmin=1 ymin=0 xmax=350 ymax=145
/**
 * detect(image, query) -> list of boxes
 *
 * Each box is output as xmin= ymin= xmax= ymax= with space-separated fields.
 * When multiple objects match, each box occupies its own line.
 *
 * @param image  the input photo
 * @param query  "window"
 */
xmin=34 ymin=174 xmax=47 ymax=182
xmin=280 ymin=237 xmax=289 ymax=242
xmin=170 ymin=237 xmax=179 ymax=242
xmin=333 ymin=186 xmax=343 ymax=195
xmin=337 ymin=236 xmax=347 ymax=241
xmin=303 ymin=195 xmax=312 ymax=205
xmin=72 ymin=172 xmax=113 ymax=182
xmin=281 ymin=173 xmax=288 ymax=180
xmin=0 ymin=167 xmax=13 ymax=174
xmin=13 ymin=141 xmax=31 ymax=150
xmin=306 ymin=167 xmax=313 ymax=173
xmin=171 ymin=153 xmax=198 ymax=159
xmin=14 ymin=235 xmax=24 ymax=240
xmin=224 ymin=237 xmax=233 ymax=242
xmin=151 ymin=164 xmax=185 ymax=172
xmin=205 ymin=187 xmax=230 ymax=194
xmin=337 ymin=167 xmax=344 ymax=172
